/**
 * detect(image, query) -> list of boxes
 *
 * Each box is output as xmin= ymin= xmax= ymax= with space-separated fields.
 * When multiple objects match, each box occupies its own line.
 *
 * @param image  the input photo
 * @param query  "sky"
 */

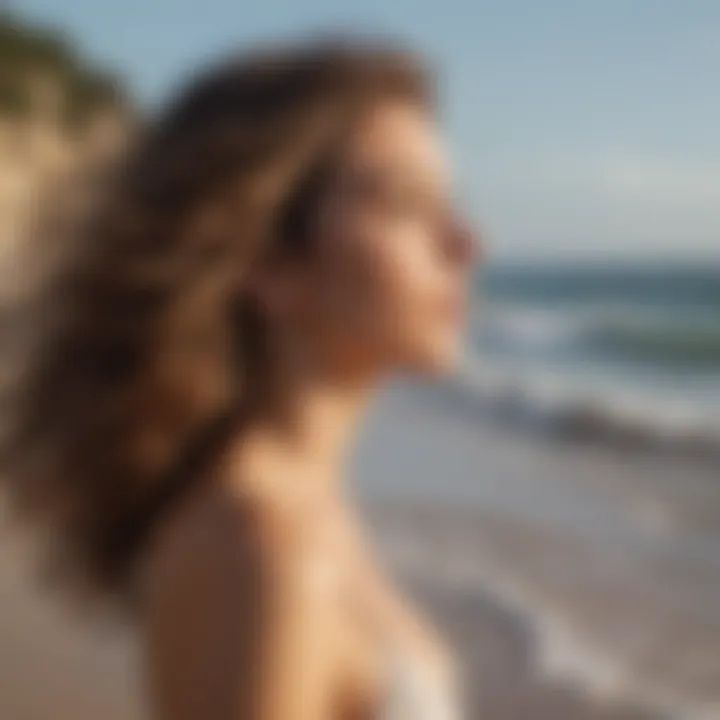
xmin=11 ymin=0 xmax=720 ymax=261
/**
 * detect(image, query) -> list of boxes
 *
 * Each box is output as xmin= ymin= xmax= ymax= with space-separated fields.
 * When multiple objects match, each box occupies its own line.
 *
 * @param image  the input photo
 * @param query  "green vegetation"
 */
xmin=0 ymin=9 xmax=129 ymax=135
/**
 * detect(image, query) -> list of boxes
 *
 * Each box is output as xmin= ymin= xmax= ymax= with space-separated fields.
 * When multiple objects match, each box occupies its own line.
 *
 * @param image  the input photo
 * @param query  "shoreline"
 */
xmin=403 ymin=562 xmax=664 ymax=720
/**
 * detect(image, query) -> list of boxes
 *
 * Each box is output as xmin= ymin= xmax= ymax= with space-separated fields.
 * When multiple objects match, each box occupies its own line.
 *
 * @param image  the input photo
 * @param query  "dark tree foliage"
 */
xmin=0 ymin=10 xmax=129 ymax=134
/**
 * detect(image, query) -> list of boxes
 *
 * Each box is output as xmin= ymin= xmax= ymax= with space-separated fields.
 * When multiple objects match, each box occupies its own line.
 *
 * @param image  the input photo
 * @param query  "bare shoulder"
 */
xmin=141 ymin=474 xmax=338 ymax=613
xmin=140 ymin=475 xmax=342 ymax=719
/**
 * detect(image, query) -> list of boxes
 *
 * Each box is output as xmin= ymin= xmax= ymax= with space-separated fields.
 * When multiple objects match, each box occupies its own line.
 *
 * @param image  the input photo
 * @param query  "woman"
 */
xmin=5 ymin=38 xmax=476 ymax=719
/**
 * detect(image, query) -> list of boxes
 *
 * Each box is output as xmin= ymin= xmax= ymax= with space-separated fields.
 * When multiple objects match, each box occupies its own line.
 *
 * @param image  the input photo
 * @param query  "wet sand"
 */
xmin=0 ymin=498 xmax=141 ymax=720
xmin=409 ymin=572 xmax=661 ymax=720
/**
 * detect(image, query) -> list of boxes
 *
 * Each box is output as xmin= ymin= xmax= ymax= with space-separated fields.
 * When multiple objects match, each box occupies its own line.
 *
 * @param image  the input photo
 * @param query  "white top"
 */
xmin=378 ymin=647 xmax=463 ymax=720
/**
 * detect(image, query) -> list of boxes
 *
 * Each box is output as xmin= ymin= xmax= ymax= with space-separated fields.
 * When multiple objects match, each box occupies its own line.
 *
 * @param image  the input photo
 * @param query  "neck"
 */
xmin=237 ymin=347 xmax=379 ymax=493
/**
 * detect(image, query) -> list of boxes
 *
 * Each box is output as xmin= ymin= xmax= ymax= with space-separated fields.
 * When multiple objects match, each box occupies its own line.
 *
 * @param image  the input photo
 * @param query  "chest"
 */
xmin=328 ymin=532 xmax=455 ymax=718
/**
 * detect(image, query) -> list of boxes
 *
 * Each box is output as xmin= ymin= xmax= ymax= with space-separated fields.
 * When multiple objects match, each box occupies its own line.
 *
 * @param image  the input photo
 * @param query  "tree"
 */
xmin=0 ymin=9 xmax=130 ymax=135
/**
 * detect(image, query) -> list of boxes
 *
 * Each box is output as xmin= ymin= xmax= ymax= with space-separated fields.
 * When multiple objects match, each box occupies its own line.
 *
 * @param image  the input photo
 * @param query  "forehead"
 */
xmin=339 ymin=100 xmax=449 ymax=183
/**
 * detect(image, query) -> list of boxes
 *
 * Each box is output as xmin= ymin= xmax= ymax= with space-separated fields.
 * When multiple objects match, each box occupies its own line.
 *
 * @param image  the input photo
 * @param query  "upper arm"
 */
xmin=142 ymin=494 xmax=340 ymax=720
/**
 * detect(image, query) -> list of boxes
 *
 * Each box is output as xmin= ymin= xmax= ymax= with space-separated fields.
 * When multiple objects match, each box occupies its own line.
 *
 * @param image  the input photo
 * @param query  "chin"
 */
xmin=405 ymin=341 xmax=462 ymax=376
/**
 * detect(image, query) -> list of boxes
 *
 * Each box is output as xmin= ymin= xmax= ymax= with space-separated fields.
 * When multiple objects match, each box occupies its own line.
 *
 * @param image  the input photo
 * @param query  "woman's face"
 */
xmin=274 ymin=99 xmax=477 ymax=378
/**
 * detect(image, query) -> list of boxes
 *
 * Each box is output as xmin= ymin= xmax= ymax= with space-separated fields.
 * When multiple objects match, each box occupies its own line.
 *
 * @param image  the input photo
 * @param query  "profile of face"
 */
xmin=256 ymin=100 xmax=477 ymax=380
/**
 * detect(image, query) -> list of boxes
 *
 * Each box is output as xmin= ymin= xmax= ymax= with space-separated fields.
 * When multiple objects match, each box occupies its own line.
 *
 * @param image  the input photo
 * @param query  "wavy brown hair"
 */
xmin=1 ymin=38 xmax=432 ymax=606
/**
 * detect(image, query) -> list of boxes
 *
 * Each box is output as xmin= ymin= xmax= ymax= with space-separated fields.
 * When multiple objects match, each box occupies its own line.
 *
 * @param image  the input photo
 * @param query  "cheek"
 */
xmin=312 ymin=218 xmax=462 ymax=367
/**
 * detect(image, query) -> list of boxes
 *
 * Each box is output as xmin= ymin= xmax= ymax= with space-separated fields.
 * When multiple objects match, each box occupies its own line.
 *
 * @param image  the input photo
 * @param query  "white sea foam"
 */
xmin=454 ymin=354 xmax=720 ymax=454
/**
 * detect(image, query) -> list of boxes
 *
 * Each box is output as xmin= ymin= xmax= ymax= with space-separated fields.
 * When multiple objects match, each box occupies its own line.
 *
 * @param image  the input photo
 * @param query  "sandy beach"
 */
xmin=1 ymin=377 xmax=719 ymax=719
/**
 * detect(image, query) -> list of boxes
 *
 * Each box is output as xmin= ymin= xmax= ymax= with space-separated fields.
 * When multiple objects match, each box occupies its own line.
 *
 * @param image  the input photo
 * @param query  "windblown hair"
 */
xmin=0 ymin=38 xmax=432 ymax=605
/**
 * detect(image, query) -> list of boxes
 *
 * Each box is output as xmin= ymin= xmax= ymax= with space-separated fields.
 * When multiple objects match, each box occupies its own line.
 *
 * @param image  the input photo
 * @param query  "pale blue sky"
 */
xmin=12 ymin=0 xmax=720 ymax=260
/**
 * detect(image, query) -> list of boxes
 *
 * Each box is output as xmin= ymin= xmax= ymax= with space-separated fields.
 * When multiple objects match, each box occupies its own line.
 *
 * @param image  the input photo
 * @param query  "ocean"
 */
xmin=464 ymin=262 xmax=720 ymax=453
